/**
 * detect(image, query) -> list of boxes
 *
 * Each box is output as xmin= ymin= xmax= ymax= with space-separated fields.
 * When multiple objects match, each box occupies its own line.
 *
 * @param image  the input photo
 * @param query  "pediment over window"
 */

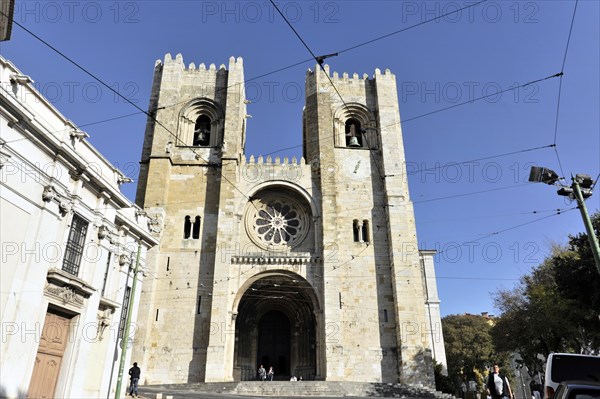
xmin=45 ymin=268 xmax=96 ymax=308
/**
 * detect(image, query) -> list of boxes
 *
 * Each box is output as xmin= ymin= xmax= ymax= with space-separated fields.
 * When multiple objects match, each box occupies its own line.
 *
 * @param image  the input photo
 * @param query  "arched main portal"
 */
xmin=233 ymin=274 xmax=319 ymax=381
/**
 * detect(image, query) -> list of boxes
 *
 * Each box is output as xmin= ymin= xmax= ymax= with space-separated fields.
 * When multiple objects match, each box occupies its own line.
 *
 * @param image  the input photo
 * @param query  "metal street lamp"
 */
xmin=528 ymin=167 xmax=600 ymax=276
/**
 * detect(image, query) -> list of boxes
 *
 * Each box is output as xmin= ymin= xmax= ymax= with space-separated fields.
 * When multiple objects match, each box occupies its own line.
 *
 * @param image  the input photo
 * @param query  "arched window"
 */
xmin=362 ymin=220 xmax=370 ymax=242
xmin=192 ymin=216 xmax=201 ymax=239
xmin=193 ymin=115 xmax=211 ymax=146
xmin=332 ymin=103 xmax=377 ymax=149
xmin=345 ymin=118 xmax=362 ymax=148
xmin=353 ymin=219 xmax=360 ymax=242
xmin=184 ymin=215 xmax=191 ymax=239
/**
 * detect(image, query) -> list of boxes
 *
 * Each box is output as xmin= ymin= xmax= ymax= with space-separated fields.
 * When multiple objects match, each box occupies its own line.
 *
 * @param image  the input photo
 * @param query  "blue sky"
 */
xmin=2 ymin=0 xmax=598 ymax=317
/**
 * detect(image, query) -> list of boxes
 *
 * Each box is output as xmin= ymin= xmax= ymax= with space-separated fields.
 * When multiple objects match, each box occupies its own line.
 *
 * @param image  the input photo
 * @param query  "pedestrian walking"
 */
xmin=487 ymin=364 xmax=515 ymax=399
xmin=128 ymin=362 xmax=141 ymax=397
xmin=267 ymin=366 xmax=274 ymax=381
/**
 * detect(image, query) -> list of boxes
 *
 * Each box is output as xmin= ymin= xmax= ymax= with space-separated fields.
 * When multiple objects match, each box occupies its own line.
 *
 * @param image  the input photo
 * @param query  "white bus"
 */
xmin=544 ymin=353 xmax=600 ymax=399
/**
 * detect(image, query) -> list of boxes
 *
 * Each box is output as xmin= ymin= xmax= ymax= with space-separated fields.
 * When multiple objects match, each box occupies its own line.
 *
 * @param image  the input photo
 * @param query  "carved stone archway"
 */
xmin=233 ymin=274 xmax=319 ymax=381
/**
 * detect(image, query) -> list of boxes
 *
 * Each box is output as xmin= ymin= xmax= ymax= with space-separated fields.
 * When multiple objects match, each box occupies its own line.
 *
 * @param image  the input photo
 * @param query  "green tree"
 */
xmin=434 ymin=362 xmax=456 ymax=394
xmin=491 ymin=257 xmax=574 ymax=376
xmin=442 ymin=314 xmax=506 ymax=389
xmin=491 ymin=212 xmax=600 ymax=375
xmin=552 ymin=212 xmax=600 ymax=351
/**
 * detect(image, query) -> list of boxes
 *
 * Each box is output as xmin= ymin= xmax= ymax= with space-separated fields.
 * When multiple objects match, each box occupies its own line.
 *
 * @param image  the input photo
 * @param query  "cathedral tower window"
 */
xmin=178 ymin=98 xmax=224 ymax=147
xmin=352 ymin=219 xmax=370 ymax=243
xmin=184 ymin=215 xmax=201 ymax=240
xmin=353 ymin=219 xmax=361 ymax=242
xmin=333 ymin=103 xmax=377 ymax=149
xmin=362 ymin=219 xmax=370 ymax=242
xmin=192 ymin=216 xmax=201 ymax=239
xmin=184 ymin=216 xmax=192 ymax=239
xmin=193 ymin=115 xmax=211 ymax=146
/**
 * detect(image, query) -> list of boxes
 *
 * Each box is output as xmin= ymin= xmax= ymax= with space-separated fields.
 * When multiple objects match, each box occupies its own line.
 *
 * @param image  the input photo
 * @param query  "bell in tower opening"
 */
xmin=193 ymin=115 xmax=211 ymax=146
xmin=345 ymin=118 xmax=362 ymax=147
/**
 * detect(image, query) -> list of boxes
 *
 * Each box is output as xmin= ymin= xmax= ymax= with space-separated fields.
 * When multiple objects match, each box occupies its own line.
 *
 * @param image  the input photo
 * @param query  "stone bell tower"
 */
xmin=303 ymin=65 xmax=434 ymax=385
xmin=136 ymin=53 xmax=247 ymax=207
xmin=133 ymin=54 xmax=437 ymax=387
xmin=133 ymin=53 xmax=248 ymax=382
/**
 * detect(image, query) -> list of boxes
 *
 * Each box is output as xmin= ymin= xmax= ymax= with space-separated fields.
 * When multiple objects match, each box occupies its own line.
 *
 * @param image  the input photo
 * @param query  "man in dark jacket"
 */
xmin=487 ymin=364 xmax=514 ymax=399
xmin=128 ymin=362 xmax=141 ymax=397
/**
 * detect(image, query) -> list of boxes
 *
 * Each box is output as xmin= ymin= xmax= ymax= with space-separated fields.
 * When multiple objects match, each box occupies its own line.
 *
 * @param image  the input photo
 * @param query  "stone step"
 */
xmin=235 ymin=381 xmax=346 ymax=396
xmin=139 ymin=381 xmax=459 ymax=398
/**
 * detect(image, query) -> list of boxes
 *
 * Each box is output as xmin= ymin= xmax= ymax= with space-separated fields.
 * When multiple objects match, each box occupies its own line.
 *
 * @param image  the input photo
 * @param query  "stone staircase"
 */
xmin=139 ymin=381 xmax=457 ymax=398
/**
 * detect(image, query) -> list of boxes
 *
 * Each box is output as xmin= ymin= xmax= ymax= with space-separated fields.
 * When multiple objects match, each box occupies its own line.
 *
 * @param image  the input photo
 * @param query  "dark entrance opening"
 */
xmin=257 ymin=310 xmax=290 ymax=377
xmin=233 ymin=274 xmax=319 ymax=381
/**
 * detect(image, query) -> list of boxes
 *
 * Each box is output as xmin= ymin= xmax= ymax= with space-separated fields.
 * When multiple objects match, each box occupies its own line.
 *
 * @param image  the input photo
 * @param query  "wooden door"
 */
xmin=27 ymin=310 xmax=71 ymax=398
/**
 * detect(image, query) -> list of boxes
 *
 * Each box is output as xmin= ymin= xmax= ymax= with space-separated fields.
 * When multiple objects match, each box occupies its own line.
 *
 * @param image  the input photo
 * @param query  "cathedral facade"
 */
xmin=133 ymin=54 xmax=445 ymax=387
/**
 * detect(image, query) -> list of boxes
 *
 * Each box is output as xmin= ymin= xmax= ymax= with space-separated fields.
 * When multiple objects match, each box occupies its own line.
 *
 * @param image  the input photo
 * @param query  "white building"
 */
xmin=0 ymin=56 xmax=159 ymax=398
xmin=420 ymin=250 xmax=448 ymax=374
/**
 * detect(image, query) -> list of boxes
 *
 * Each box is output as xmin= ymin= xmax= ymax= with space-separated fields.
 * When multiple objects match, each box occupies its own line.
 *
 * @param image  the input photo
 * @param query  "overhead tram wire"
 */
xmin=259 ymin=73 xmax=562 ymax=158
xmin=401 ymin=73 xmax=563 ymax=124
xmin=16 ymin=0 xmax=499 ymax=158
xmin=552 ymin=0 xmax=579 ymax=180
xmin=46 ymin=0 xmax=489 ymax=132
xmin=4 ymin=0 xmax=521 ymax=167
xmin=592 ymin=173 xmax=600 ymax=191
xmin=135 ymin=201 xmax=573 ymax=292
xmin=393 ymin=207 xmax=577 ymax=279
xmin=386 ymin=144 xmax=556 ymax=178
xmin=101 ymin=144 xmax=556 ymax=211
xmin=139 ymin=211 xmax=577 ymax=298
xmin=78 ymin=111 xmax=146 ymax=129
xmin=6 ymin=8 xmax=578 ymax=290
xmin=1 ymin=111 xmax=140 ymax=144
xmin=74 ymin=0 xmax=484 ymax=132
xmin=6 ymin=10 xmax=585 ymax=314
xmin=417 ymin=207 xmax=573 ymax=225
xmin=435 ymin=207 xmax=577 ymax=256
xmin=140 ymin=205 xmax=572 ymax=296
xmin=411 ymin=183 xmax=531 ymax=205
xmin=138 ymin=206 xmax=574 ymax=288
xmin=315 ymin=144 xmax=556 ymax=192
xmin=2 ymin=111 xmax=152 ymax=150
xmin=334 ymin=0 xmax=488 ymax=56
xmin=7 ymin=16 xmax=261 ymax=210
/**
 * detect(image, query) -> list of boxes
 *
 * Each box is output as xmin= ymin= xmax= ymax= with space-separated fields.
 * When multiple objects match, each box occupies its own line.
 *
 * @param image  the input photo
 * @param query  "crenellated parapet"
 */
xmin=157 ymin=53 xmax=244 ymax=73
xmin=240 ymin=154 xmax=312 ymax=184
xmin=244 ymin=155 xmax=305 ymax=166
xmin=305 ymin=64 xmax=396 ymax=97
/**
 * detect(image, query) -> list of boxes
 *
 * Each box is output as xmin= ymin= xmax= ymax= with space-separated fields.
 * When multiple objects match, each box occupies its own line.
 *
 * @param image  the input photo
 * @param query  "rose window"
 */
xmin=255 ymin=202 xmax=302 ymax=245
xmin=245 ymin=194 xmax=309 ymax=249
